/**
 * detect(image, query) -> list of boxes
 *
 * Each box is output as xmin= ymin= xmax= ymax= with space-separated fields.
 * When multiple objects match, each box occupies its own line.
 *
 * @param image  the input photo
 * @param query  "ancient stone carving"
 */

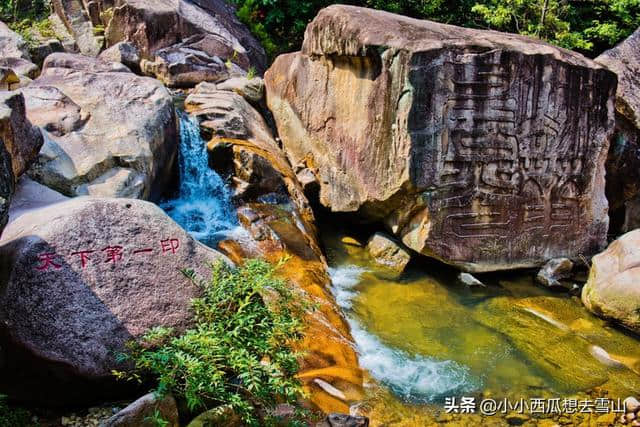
xmin=406 ymin=50 xmax=614 ymax=269
xmin=265 ymin=5 xmax=616 ymax=271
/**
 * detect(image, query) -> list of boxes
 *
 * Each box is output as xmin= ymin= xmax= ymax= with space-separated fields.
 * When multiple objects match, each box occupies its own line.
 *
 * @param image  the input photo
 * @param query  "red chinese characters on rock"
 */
xmin=34 ymin=238 xmax=182 ymax=271
xmin=36 ymin=253 xmax=62 ymax=271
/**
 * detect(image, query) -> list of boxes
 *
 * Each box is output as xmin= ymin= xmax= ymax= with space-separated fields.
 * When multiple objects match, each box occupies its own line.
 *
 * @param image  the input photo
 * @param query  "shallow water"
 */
xmin=160 ymin=112 xmax=238 ymax=245
xmin=323 ymin=231 xmax=640 ymax=422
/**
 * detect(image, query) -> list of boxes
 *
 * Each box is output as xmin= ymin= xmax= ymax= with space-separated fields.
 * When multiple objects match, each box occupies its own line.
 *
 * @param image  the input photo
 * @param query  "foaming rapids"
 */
xmin=161 ymin=112 xmax=238 ymax=245
xmin=329 ymin=265 xmax=480 ymax=403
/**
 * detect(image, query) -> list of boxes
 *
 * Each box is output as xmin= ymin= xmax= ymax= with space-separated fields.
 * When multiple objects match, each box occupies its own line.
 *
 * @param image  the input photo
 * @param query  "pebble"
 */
xmin=58 ymin=407 xmax=114 ymax=427
xmin=505 ymin=412 xmax=529 ymax=425
xmin=626 ymin=396 xmax=640 ymax=413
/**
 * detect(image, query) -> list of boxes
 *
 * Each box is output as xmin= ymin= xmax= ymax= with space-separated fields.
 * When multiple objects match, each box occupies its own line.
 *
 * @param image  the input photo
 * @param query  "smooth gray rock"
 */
xmin=0 ymin=21 xmax=37 ymax=79
xmin=98 ymin=42 xmax=141 ymax=72
xmin=458 ymin=272 xmax=486 ymax=288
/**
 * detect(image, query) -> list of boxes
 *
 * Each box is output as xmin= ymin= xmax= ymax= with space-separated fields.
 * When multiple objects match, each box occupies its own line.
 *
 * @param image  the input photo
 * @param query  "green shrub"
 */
xmin=0 ymin=395 xmax=33 ymax=427
xmin=114 ymin=259 xmax=310 ymax=426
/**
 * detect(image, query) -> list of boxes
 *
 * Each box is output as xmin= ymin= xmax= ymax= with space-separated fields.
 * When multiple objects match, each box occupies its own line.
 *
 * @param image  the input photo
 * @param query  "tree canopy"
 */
xmin=233 ymin=0 xmax=640 ymax=58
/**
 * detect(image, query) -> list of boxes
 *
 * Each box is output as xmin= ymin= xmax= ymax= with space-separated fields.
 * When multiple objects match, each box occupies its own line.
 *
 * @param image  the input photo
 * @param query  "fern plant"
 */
xmin=114 ymin=259 xmax=310 ymax=426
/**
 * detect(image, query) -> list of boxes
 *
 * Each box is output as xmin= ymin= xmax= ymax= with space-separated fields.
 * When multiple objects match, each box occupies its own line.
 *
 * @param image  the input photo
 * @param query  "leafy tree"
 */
xmin=472 ymin=0 xmax=640 ymax=55
xmin=231 ymin=0 xmax=640 ymax=59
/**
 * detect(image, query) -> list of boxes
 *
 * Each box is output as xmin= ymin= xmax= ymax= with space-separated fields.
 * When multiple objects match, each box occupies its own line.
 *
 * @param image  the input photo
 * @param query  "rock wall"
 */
xmin=51 ymin=0 xmax=267 ymax=85
xmin=265 ymin=5 xmax=617 ymax=272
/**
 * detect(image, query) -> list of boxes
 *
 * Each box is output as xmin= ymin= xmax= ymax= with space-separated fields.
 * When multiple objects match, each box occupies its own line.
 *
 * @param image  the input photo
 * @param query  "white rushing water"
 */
xmin=161 ymin=112 xmax=238 ymax=245
xmin=328 ymin=266 xmax=480 ymax=403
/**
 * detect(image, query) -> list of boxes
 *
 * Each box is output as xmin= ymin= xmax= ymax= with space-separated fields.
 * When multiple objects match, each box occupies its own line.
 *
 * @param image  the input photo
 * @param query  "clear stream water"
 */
xmin=323 ymin=230 xmax=640 ymax=420
xmin=161 ymin=112 xmax=238 ymax=246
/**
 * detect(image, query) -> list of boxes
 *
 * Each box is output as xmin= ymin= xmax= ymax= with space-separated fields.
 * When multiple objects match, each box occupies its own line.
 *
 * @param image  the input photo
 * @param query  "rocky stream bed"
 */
xmin=0 ymin=1 xmax=640 ymax=426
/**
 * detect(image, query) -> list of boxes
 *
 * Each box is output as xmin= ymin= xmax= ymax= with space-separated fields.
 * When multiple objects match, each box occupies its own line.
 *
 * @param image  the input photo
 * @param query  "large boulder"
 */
xmin=23 ymin=53 xmax=177 ymax=200
xmin=596 ymin=28 xmax=640 ymax=129
xmin=52 ymin=0 xmax=104 ymax=56
xmin=0 ymin=92 xmax=44 ymax=180
xmin=0 ymin=22 xmax=38 ymax=82
xmin=0 ymin=195 xmax=227 ymax=405
xmin=582 ymin=229 xmax=640 ymax=334
xmin=596 ymin=28 xmax=640 ymax=233
xmin=265 ymin=5 xmax=616 ymax=272
xmin=98 ymin=41 xmax=141 ymax=72
xmin=0 ymin=21 xmax=30 ymax=59
xmin=186 ymin=85 xmax=314 ymax=228
xmin=141 ymin=34 xmax=246 ymax=87
xmin=52 ymin=0 xmax=267 ymax=77
xmin=0 ymin=21 xmax=38 ymax=80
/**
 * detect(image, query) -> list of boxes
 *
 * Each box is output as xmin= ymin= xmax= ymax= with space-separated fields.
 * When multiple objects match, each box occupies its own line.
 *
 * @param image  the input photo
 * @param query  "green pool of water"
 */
xmin=323 ymin=231 xmax=640 ymax=414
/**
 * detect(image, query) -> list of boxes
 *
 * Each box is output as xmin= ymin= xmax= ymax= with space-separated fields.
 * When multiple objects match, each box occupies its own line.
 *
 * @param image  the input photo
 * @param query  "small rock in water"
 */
xmin=589 ymin=345 xmax=625 ymax=368
xmin=626 ymin=396 xmax=640 ymax=413
xmin=366 ymin=232 xmax=411 ymax=274
xmin=313 ymin=378 xmax=347 ymax=401
xmin=458 ymin=272 xmax=486 ymax=288
xmin=536 ymin=258 xmax=574 ymax=290
xmin=341 ymin=236 xmax=361 ymax=247
xmin=505 ymin=412 xmax=530 ymax=425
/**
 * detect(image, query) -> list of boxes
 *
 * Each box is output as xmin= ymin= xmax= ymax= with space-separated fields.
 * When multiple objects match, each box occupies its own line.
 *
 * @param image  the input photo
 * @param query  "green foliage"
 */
xmin=0 ymin=394 xmax=33 ymax=427
xmin=0 ymin=0 xmax=50 ymax=24
xmin=471 ymin=0 xmax=640 ymax=54
xmin=144 ymin=409 xmax=169 ymax=427
xmin=246 ymin=65 xmax=257 ymax=79
xmin=115 ymin=259 xmax=310 ymax=426
xmin=231 ymin=0 xmax=639 ymax=59
xmin=9 ymin=17 xmax=55 ymax=47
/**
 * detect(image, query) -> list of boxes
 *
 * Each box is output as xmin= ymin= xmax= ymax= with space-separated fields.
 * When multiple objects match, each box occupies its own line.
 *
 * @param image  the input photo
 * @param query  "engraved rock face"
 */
xmin=0 ymin=195 xmax=226 ymax=405
xmin=265 ymin=5 xmax=617 ymax=272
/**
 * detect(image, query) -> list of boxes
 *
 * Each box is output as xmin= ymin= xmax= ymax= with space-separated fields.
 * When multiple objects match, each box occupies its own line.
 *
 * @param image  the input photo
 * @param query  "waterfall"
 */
xmin=161 ymin=112 xmax=237 ymax=246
